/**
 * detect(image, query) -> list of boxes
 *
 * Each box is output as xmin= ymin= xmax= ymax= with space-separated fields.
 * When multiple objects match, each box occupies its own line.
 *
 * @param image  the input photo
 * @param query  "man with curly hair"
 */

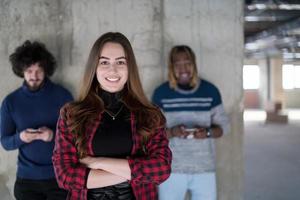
xmin=0 ymin=40 xmax=73 ymax=200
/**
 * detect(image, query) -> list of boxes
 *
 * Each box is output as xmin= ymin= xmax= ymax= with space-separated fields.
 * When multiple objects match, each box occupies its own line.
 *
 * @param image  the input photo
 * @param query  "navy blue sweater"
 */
xmin=0 ymin=78 xmax=73 ymax=180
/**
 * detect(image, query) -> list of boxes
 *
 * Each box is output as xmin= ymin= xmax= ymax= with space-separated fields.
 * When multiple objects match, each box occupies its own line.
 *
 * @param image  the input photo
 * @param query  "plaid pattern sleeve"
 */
xmin=128 ymin=126 xmax=172 ymax=186
xmin=52 ymin=106 xmax=90 ymax=192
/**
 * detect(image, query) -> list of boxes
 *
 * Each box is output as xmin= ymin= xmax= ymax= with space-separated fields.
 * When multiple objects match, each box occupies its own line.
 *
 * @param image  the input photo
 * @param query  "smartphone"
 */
xmin=184 ymin=128 xmax=196 ymax=139
xmin=27 ymin=129 xmax=42 ymax=134
xmin=184 ymin=128 xmax=196 ymax=133
xmin=186 ymin=134 xmax=194 ymax=139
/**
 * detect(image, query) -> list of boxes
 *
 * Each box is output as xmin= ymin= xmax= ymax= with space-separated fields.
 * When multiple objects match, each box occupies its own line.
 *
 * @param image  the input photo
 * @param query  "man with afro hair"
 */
xmin=1 ymin=40 xmax=73 ymax=200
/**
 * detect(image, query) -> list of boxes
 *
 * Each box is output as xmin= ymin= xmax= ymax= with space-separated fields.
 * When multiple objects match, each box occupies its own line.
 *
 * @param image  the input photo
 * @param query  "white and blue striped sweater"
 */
xmin=152 ymin=79 xmax=229 ymax=173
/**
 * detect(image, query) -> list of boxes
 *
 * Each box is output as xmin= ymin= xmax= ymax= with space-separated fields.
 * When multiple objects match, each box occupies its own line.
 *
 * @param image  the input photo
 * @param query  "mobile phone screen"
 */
xmin=27 ymin=129 xmax=42 ymax=134
xmin=185 ymin=128 xmax=196 ymax=132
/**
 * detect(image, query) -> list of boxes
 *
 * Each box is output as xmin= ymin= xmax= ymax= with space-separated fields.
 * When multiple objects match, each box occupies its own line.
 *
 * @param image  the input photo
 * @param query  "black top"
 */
xmin=92 ymin=90 xmax=133 ymax=158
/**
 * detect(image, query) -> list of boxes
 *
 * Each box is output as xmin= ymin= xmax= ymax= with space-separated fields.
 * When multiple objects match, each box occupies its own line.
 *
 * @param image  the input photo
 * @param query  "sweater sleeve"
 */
xmin=211 ymin=89 xmax=230 ymax=134
xmin=0 ymin=98 xmax=25 ymax=150
xmin=52 ymin=107 xmax=90 ymax=191
xmin=151 ymin=88 xmax=162 ymax=108
xmin=128 ymin=127 xmax=172 ymax=185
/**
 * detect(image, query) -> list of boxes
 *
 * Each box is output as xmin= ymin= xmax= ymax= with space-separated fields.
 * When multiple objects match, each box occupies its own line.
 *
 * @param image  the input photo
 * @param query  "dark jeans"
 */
xmin=14 ymin=178 xmax=67 ymax=200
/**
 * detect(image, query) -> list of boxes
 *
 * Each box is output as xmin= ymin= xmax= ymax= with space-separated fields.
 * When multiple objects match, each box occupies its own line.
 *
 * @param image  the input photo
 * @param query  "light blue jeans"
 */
xmin=159 ymin=172 xmax=216 ymax=200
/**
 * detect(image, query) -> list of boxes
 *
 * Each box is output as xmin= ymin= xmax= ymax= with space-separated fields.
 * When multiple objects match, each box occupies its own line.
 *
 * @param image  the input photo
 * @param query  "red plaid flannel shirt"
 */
xmin=52 ymin=106 xmax=172 ymax=200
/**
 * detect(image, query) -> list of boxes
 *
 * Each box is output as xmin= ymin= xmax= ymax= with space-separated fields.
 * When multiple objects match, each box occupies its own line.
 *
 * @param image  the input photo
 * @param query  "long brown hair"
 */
xmin=168 ymin=45 xmax=198 ymax=89
xmin=65 ymin=32 xmax=165 ymax=158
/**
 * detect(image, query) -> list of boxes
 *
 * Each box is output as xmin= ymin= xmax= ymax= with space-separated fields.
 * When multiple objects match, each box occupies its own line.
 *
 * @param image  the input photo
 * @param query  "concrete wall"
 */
xmin=0 ymin=0 xmax=244 ymax=199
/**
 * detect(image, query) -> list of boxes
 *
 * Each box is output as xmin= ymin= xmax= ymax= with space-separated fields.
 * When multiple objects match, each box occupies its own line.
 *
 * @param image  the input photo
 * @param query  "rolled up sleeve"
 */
xmin=128 ymin=127 xmax=172 ymax=185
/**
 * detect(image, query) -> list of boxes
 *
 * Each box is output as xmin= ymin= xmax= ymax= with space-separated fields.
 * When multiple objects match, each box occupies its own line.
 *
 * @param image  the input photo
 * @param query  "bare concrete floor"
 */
xmin=244 ymin=110 xmax=300 ymax=200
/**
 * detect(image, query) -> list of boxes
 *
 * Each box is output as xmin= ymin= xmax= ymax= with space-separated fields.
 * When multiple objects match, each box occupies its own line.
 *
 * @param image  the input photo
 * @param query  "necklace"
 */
xmin=104 ymin=105 xmax=124 ymax=120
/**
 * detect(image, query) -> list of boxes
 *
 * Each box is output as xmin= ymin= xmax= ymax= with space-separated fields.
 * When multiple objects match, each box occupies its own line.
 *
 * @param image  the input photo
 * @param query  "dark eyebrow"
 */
xmin=116 ymin=56 xmax=126 ymax=60
xmin=99 ymin=56 xmax=126 ymax=60
xmin=99 ymin=56 xmax=109 ymax=60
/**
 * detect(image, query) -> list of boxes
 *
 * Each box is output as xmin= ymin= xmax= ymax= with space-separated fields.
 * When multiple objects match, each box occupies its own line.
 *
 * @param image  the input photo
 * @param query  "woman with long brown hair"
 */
xmin=52 ymin=32 xmax=171 ymax=200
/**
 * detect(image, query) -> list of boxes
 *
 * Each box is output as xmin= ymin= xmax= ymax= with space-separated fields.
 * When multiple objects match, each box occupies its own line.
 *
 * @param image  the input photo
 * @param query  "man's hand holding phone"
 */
xmin=184 ymin=128 xmax=196 ymax=139
xmin=193 ymin=126 xmax=208 ymax=139
xmin=36 ymin=127 xmax=53 ymax=142
xmin=20 ymin=129 xmax=41 ymax=143
xmin=170 ymin=125 xmax=189 ymax=138
xmin=20 ymin=127 xmax=53 ymax=143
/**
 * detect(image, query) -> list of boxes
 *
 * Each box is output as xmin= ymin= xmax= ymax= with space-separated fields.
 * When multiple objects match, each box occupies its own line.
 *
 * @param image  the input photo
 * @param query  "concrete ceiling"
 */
xmin=244 ymin=0 xmax=300 ymax=60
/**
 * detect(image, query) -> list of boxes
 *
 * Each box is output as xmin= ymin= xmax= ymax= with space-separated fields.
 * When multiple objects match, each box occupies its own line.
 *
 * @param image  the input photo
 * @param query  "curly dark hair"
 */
xmin=9 ymin=40 xmax=56 ymax=77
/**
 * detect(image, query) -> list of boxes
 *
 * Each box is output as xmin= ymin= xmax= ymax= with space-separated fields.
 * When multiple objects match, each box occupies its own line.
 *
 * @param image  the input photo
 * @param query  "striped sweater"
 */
xmin=152 ymin=79 xmax=229 ymax=173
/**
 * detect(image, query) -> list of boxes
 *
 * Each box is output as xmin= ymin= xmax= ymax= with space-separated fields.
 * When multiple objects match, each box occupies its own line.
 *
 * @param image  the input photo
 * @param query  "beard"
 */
xmin=25 ymin=79 xmax=45 ymax=91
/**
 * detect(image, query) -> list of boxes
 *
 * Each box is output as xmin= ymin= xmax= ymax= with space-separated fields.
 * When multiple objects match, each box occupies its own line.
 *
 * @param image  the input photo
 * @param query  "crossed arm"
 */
xmin=80 ymin=156 xmax=131 ymax=189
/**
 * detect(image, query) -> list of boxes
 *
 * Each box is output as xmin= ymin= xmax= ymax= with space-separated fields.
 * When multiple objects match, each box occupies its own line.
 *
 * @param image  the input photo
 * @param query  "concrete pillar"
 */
xmin=270 ymin=57 xmax=284 ymax=106
xmin=258 ymin=58 xmax=270 ymax=108
xmin=162 ymin=1 xmax=244 ymax=199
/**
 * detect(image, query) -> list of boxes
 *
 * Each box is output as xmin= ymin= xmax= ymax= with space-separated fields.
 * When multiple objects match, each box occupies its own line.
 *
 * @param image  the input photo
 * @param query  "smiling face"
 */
xmin=23 ymin=63 xmax=45 ymax=91
xmin=173 ymin=52 xmax=194 ymax=85
xmin=96 ymin=42 xmax=128 ymax=93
